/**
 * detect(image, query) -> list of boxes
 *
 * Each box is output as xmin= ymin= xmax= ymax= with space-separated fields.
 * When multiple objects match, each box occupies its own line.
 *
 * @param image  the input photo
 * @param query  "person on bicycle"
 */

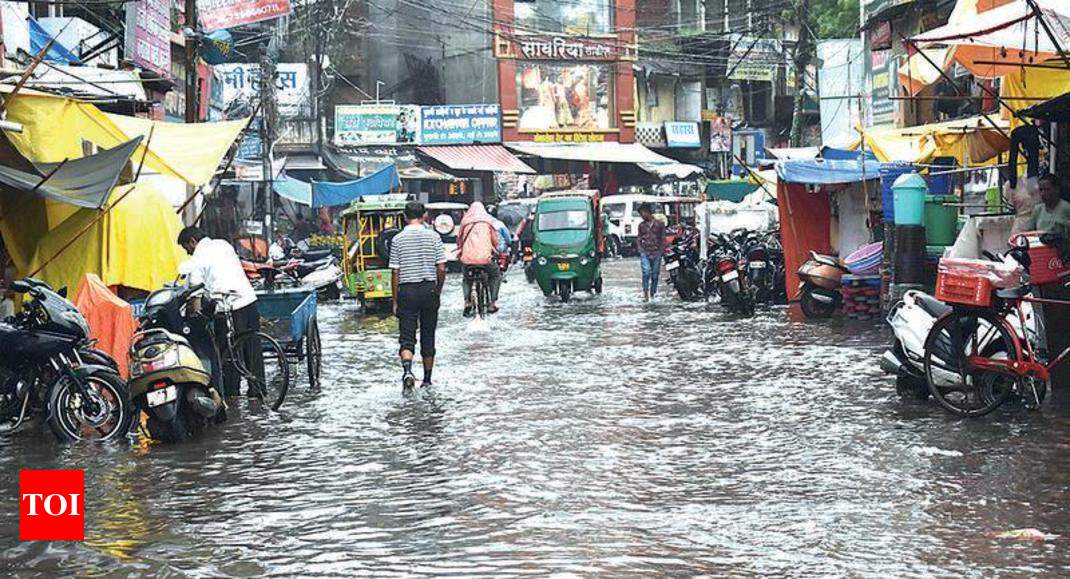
xmin=457 ymin=202 xmax=501 ymax=317
xmin=487 ymin=205 xmax=512 ymax=277
xmin=178 ymin=226 xmax=264 ymax=397
xmin=389 ymin=202 xmax=447 ymax=390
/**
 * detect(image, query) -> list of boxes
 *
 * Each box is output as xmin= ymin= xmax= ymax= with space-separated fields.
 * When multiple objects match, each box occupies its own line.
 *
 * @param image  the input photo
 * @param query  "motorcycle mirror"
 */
xmin=57 ymin=287 xmax=67 ymax=298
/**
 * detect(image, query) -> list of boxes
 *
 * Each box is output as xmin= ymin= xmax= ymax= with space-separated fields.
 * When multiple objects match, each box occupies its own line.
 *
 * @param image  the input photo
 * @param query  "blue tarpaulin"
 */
xmin=820 ymin=147 xmax=877 ymax=162
xmin=775 ymin=159 xmax=882 ymax=185
xmin=29 ymin=18 xmax=79 ymax=64
xmin=274 ymin=164 xmax=401 ymax=208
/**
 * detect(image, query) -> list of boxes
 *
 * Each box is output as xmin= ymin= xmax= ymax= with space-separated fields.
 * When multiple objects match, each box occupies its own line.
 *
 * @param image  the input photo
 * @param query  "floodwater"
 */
xmin=3 ymin=258 xmax=1070 ymax=576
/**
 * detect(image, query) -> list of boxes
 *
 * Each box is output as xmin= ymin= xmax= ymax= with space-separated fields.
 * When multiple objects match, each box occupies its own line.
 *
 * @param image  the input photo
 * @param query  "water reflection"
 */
xmin=1 ymin=259 xmax=1068 ymax=575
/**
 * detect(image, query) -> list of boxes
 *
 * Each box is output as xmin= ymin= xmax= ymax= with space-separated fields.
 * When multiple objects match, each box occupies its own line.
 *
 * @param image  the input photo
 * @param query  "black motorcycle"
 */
xmin=709 ymin=234 xmax=756 ymax=317
xmin=0 ymin=279 xmax=133 ymax=442
xmin=742 ymin=230 xmax=787 ymax=305
xmin=664 ymin=228 xmax=704 ymax=301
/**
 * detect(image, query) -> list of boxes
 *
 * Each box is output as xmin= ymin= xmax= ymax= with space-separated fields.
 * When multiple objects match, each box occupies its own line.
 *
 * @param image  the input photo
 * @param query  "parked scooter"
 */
xmin=881 ymin=289 xmax=949 ymax=399
xmin=0 ymin=278 xmax=133 ymax=442
xmin=129 ymin=283 xmax=224 ymax=442
xmin=797 ymin=251 xmax=849 ymax=318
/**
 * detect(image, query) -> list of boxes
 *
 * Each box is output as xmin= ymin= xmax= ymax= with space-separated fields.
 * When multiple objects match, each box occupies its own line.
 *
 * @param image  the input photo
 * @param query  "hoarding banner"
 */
xmin=197 ymin=0 xmax=292 ymax=32
xmin=494 ymin=33 xmax=636 ymax=61
xmin=420 ymin=105 xmax=501 ymax=145
xmin=125 ymin=0 xmax=170 ymax=77
xmin=709 ymin=115 xmax=732 ymax=153
xmin=216 ymin=63 xmax=310 ymax=119
xmin=334 ymin=104 xmax=421 ymax=146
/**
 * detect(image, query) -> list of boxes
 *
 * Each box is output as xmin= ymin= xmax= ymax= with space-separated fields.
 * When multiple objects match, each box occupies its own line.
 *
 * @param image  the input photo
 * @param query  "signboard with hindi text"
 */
xmin=215 ymin=63 xmax=309 ymax=119
xmin=420 ymin=105 xmax=501 ymax=145
xmin=494 ymin=33 xmax=636 ymax=61
xmin=124 ymin=0 xmax=170 ymax=77
xmin=334 ymin=104 xmax=421 ymax=146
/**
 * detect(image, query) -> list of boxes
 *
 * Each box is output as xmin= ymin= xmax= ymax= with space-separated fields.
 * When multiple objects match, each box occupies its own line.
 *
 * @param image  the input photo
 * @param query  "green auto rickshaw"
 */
xmin=532 ymin=190 xmax=604 ymax=302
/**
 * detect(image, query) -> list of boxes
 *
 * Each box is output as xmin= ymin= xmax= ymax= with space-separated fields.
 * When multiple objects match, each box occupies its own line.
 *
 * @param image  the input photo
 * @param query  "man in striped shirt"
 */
xmin=389 ymin=201 xmax=447 ymax=390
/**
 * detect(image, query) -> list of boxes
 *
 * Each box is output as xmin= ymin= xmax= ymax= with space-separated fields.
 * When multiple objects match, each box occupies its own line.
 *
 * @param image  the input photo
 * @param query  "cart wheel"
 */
xmin=594 ymin=276 xmax=603 ymax=294
xmin=306 ymin=317 xmax=322 ymax=390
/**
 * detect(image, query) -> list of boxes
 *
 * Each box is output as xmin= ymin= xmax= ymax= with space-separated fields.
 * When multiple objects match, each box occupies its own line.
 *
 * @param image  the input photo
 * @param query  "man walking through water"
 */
xmin=636 ymin=203 xmax=665 ymax=301
xmin=390 ymin=202 xmax=447 ymax=391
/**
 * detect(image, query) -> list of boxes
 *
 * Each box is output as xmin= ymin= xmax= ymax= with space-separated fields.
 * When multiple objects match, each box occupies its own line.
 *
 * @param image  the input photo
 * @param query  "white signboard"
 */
xmin=215 ymin=63 xmax=310 ymax=119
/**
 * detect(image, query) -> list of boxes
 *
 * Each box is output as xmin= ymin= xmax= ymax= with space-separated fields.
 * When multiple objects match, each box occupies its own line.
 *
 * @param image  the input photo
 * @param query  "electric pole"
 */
xmin=184 ymin=0 xmax=199 ymax=123
xmin=789 ymin=0 xmax=813 ymax=147
xmin=261 ymin=33 xmax=278 ymax=240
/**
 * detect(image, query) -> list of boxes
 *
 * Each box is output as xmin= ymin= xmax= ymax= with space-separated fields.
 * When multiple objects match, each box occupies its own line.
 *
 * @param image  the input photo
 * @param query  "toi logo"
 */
xmin=19 ymin=470 xmax=84 ymax=541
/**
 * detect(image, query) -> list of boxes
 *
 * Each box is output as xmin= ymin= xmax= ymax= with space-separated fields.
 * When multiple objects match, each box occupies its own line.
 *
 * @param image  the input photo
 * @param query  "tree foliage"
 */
xmin=811 ymin=0 xmax=860 ymax=39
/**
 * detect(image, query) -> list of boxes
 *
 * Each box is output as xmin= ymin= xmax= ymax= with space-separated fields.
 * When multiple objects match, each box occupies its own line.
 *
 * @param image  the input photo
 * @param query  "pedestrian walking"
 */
xmin=636 ymin=203 xmax=665 ymax=300
xmin=389 ymin=202 xmax=447 ymax=390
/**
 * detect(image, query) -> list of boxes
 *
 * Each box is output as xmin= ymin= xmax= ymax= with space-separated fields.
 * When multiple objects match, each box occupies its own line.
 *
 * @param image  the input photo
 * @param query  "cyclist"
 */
xmin=178 ymin=226 xmax=263 ymax=397
xmin=487 ymin=205 xmax=512 ymax=277
xmin=457 ymin=202 xmax=501 ymax=317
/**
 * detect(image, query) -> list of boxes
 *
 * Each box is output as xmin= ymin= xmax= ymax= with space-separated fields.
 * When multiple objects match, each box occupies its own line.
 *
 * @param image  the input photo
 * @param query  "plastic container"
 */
xmin=880 ymin=162 xmax=916 ymax=222
xmin=844 ymin=242 xmax=883 ymax=275
xmin=1010 ymin=231 xmax=1070 ymax=285
xmin=935 ymin=271 xmax=993 ymax=307
xmin=927 ymin=157 xmax=956 ymax=196
xmin=892 ymin=173 xmax=928 ymax=226
xmin=924 ymin=195 xmax=959 ymax=246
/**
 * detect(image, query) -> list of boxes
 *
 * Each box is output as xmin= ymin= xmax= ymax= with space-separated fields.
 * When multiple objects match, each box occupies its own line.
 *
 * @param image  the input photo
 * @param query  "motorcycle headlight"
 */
xmin=588 ymin=250 xmax=596 ymax=258
xmin=537 ymin=257 xmax=547 ymax=266
xmin=579 ymin=257 xmax=590 ymax=266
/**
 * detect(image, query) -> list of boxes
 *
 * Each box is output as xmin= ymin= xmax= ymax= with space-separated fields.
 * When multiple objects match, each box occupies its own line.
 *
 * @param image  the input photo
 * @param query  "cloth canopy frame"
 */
xmin=0 ymin=136 xmax=141 ymax=209
xmin=274 ymin=164 xmax=402 ymax=208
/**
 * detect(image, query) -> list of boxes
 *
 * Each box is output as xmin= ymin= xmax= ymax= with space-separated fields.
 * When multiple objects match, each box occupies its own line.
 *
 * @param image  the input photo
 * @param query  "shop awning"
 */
xmin=766 ymin=147 xmax=820 ymax=161
xmin=821 ymin=147 xmax=878 ymax=161
xmin=776 ymin=159 xmax=882 ymax=185
xmin=274 ymin=165 xmax=402 ymax=208
xmin=0 ymin=137 xmax=141 ymax=209
xmin=636 ymin=162 xmax=705 ymax=180
xmin=323 ymin=145 xmax=457 ymax=181
xmin=897 ymin=47 xmax=953 ymax=96
xmin=910 ymin=0 xmax=1070 ymax=78
xmin=706 ymin=179 xmax=760 ymax=202
xmin=417 ymin=145 xmax=535 ymax=174
xmin=854 ymin=116 xmax=1010 ymax=165
xmin=506 ymin=142 xmax=681 ymax=165
xmin=6 ymin=64 xmax=147 ymax=101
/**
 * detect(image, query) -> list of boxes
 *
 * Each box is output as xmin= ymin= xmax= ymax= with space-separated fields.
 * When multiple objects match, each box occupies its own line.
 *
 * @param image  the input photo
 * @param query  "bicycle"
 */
xmin=464 ymin=266 xmax=491 ymax=320
xmin=213 ymin=293 xmax=291 ymax=410
xmin=922 ymin=241 xmax=1062 ymax=417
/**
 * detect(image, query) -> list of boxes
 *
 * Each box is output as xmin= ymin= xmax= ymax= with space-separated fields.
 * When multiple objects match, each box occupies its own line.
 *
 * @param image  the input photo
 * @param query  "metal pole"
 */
xmin=184 ymin=0 xmax=198 ymax=124
xmin=261 ymin=35 xmax=277 ymax=242
xmin=1025 ymin=0 xmax=1070 ymax=70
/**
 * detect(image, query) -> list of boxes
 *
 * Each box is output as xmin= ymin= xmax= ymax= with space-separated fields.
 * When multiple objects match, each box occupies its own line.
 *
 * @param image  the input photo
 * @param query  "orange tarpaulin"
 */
xmin=777 ymin=182 xmax=834 ymax=301
xmin=73 ymin=274 xmax=137 ymax=379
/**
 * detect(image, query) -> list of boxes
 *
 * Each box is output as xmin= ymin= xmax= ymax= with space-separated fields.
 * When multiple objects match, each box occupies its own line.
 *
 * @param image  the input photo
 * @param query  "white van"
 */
xmin=600 ymin=194 xmax=673 ymax=255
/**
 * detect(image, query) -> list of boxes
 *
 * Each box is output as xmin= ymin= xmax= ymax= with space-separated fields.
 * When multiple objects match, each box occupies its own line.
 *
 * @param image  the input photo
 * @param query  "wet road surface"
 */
xmin=3 ymin=258 xmax=1070 ymax=575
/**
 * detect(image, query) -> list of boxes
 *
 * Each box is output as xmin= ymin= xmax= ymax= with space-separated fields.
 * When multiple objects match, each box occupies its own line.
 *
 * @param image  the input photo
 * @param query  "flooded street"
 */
xmin=3 ymin=258 xmax=1070 ymax=575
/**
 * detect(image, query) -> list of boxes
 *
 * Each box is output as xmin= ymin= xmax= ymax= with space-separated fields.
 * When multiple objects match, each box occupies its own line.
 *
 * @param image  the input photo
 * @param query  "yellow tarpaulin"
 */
xmin=1003 ymin=66 xmax=1070 ymax=124
xmin=898 ymin=47 xmax=953 ymax=97
xmin=2 ymin=92 xmax=247 ymax=187
xmin=25 ymin=182 xmax=188 ymax=295
xmin=854 ymin=116 xmax=1010 ymax=165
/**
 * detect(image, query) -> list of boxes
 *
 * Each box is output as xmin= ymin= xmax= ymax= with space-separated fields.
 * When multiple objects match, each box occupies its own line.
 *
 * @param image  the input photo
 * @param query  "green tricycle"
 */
xmin=531 ymin=190 xmax=604 ymax=302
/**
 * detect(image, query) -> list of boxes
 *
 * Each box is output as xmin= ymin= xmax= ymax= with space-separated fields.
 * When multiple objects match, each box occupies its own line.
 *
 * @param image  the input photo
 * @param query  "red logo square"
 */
xmin=19 ymin=470 xmax=85 ymax=541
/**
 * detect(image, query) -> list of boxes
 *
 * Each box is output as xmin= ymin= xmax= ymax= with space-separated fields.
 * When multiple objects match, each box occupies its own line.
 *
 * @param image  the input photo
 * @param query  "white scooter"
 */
xmin=881 ymin=289 xmax=1041 ymax=401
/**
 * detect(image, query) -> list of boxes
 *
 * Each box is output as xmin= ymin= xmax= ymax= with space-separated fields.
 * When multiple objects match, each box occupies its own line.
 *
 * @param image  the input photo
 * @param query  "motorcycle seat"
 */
xmin=294 ymin=258 xmax=333 ymax=277
xmin=996 ymin=284 xmax=1033 ymax=300
xmin=809 ymin=251 xmax=841 ymax=268
xmin=297 ymin=248 xmax=333 ymax=261
xmin=913 ymin=293 xmax=952 ymax=318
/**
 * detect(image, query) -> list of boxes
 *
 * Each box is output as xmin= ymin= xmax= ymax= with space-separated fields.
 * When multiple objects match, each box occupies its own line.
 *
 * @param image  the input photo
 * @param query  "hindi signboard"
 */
xmin=494 ymin=33 xmax=636 ymax=61
xmin=420 ymin=105 xmax=501 ymax=145
xmin=215 ymin=63 xmax=310 ymax=119
xmin=197 ymin=0 xmax=292 ymax=32
xmin=664 ymin=122 xmax=701 ymax=148
xmin=334 ymin=104 xmax=421 ymax=146
xmin=125 ymin=0 xmax=170 ymax=77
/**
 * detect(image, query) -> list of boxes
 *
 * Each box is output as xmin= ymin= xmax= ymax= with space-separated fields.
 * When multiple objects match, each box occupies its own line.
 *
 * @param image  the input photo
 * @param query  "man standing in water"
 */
xmin=636 ymin=203 xmax=665 ymax=301
xmin=390 ymin=202 xmax=447 ymax=390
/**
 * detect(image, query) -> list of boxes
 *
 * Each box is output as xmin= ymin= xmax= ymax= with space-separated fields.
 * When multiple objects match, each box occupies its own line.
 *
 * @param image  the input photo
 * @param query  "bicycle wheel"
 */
xmin=305 ymin=318 xmax=322 ymax=390
xmin=923 ymin=309 xmax=1017 ymax=417
xmin=476 ymin=278 xmax=488 ymax=319
xmin=233 ymin=331 xmax=290 ymax=410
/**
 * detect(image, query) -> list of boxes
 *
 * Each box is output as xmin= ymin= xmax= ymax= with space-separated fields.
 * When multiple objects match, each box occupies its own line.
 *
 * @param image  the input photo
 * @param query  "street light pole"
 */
xmin=261 ymin=33 xmax=278 ymax=241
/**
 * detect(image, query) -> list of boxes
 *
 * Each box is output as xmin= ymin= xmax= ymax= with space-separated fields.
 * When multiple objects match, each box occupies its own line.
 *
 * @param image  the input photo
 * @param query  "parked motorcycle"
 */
xmin=663 ymin=228 xmax=704 ymax=301
xmin=880 ymin=289 xmax=949 ymax=399
xmin=709 ymin=233 xmax=755 ymax=316
xmin=743 ymin=230 xmax=787 ymax=305
xmin=243 ymin=256 xmax=343 ymax=299
xmin=129 ymin=283 xmax=224 ymax=442
xmin=797 ymin=251 xmax=849 ymax=319
xmin=0 ymin=278 xmax=133 ymax=442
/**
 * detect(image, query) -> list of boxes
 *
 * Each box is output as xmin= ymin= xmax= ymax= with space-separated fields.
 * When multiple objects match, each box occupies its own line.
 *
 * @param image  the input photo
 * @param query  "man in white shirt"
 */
xmin=178 ymin=227 xmax=263 ymax=397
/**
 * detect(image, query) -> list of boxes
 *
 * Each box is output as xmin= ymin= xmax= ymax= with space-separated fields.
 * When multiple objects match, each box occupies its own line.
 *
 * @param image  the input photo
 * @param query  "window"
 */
xmin=603 ymin=204 xmax=625 ymax=219
xmin=517 ymin=62 xmax=614 ymax=130
xmin=539 ymin=210 xmax=589 ymax=231
xmin=515 ymin=0 xmax=614 ymax=35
